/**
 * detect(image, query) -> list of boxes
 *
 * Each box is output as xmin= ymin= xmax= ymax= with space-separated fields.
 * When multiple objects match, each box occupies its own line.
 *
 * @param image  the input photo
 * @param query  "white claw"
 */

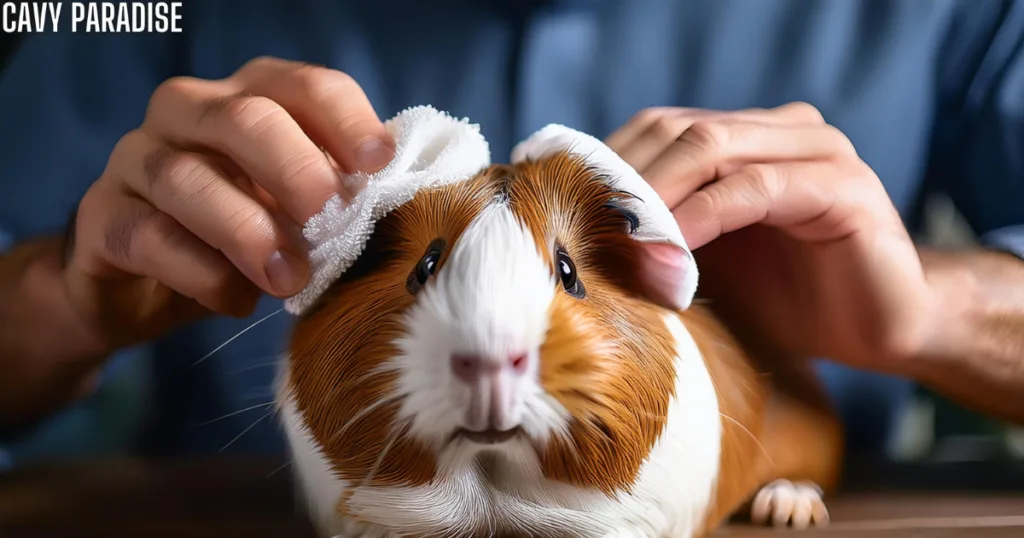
xmin=750 ymin=479 xmax=830 ymax=529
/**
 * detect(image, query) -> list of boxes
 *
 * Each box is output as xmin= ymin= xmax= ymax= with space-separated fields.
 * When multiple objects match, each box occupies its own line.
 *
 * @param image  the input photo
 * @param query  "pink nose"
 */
xmin=450 ymin=353 xmax=529 ymax=383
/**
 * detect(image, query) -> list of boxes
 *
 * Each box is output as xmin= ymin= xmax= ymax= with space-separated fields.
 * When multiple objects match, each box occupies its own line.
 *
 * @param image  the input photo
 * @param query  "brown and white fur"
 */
xmin=276 ymin=152 xmax=843 ymax=538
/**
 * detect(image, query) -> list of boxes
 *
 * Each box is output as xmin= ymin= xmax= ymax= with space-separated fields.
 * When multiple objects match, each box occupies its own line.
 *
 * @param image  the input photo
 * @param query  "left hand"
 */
xmin=606 ymin=103 xmax=939 ymax=372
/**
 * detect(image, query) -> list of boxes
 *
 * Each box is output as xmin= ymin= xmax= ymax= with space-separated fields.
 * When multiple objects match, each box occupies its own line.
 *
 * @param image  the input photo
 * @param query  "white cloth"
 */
xmin=284 ymin=105 xmax=697 ymax=315
xmin=283 ymin=105 xmax=491 ymax=315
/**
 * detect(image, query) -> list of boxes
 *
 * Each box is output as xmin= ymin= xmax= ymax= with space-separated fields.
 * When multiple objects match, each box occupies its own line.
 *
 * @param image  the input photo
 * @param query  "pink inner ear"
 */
xmin=635 ymin=241 xmax=691 ymax=310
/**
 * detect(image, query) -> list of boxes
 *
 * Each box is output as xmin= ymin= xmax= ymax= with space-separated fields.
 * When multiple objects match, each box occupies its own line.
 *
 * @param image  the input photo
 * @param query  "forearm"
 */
xmin=0 ymin=237 xmax=109 ymax=429
xmin=904 ymin=247 xmax=1024 ymax=424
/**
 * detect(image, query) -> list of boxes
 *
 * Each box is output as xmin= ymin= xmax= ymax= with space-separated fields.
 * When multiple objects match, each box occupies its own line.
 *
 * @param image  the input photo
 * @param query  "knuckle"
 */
xmin=239 ymin=55 xmax=279 ymax=75
xmin=101 ymin=205 xmax=154 ymax=265
xmin=275 ymin=150 xmax=332 ymax=185
xmin=783 ymin=101 xmax=825 ymax=123
xmin=69 ymin=186 xmax=105 ymax=261
xmin=140 ymin=146 xmax=179 ymax=191
xmin=680 ymin=120 xmax=729 ymax=152
xmin=650 ymin=115 xmax=684 ymax=141
xmin=108 ymin=130 xmax=147 ymax=171
xmin=145 ymin=212 xmax=191 ymax=255
xmin=634 ymin=107 xmax=665 ymax=126
xmin=822 ymin=124 xmax=858 ymax=156
xmin=332 ymin=113 xmax=380 ymax=141
xmin=149 ymin=76 xmax=196 ymax=109
xmin=289 ymin=64 xmax=356 ymax=101
xmin=208 ymin=94 xmax=282 ymax=132
xmin=741 ymin=164 xmax=783 ymax=197
xmin=135 ymin=210 xmax=180 ymax=250
xmin=142 ymin=149 xmax=218 ymax=201
xmin=686 ymin=189 xmax=722 ymax=218
xmin=223 ymin=204 xmax=276 ymax=255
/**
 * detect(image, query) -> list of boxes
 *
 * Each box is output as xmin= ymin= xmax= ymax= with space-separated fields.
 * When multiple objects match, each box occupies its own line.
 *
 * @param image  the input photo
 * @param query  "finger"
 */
xmin=145 ymin=76 xmax=343 ymax=224
xmin=90 ymin=193 xmax=260 ymax=317
xmin=605 ymin=107 xmax=720 ymax=152
xmin=235 ymin=57 xmax=395 ymax=175
xmin=645 ymin=121 xmax=857 ymax=208
xmin=673 ymin=160 xmax=880 ymax=250
xmin=607 ymin=103 xmax=825 ymax=172
xmin=111 ymin=131 xmax=310 ymax=298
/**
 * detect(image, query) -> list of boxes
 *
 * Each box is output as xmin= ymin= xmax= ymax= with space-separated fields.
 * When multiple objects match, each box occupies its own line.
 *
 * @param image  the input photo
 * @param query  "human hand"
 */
xmin=606 ymin=103 xmax=938 ymax=372
xmin=64 ymin=57 xmax=393 ymax=351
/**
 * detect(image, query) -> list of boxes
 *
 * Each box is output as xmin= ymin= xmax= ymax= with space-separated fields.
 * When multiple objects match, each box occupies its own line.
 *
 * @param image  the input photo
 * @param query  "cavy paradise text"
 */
xmin=2 ymin=2 xmax=183 ymax=33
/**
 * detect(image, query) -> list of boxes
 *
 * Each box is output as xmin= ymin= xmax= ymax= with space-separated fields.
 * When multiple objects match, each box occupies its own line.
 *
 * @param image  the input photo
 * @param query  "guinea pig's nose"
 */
xmin=450 ymin=353 xmax=529 ymax=383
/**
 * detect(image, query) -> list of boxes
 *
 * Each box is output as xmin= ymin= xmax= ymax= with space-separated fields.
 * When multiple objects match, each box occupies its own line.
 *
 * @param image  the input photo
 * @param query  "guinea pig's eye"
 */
xmin=555 ymin=247 xmax=585 ymax=299
xmin=407 ymin=239 xmax=445 ymax=294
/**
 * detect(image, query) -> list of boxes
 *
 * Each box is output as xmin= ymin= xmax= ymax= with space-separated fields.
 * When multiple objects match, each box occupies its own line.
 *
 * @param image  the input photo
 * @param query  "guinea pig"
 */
xmin=275 ymin=116 xmax=843 ymax=538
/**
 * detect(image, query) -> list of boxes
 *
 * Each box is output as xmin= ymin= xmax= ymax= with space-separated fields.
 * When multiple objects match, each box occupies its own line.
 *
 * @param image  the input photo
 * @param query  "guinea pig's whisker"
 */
xmin=238 ymin=390 xmax=275 ymax=402
xmin=361 ymin=418 xmax=413 ymax=488
xmin=267 ymin=459 xmax=293 ymax=478
xmin=689 ymin=351 xmax=775 ymax=464
xmin=226 ymin=356 xmax=284 ymax=375
xmin=320 ymin=366 xmax=395 ymax=406
xmin=192 ymin=402 xmax=274 ymax=426
xmin=219 ymin=407 xmax=276 ymax=452
xmin=719 ymin=412 xmax=773 ymax=466
xmin=327 ymin=394 xmax=404 ymax=446
xmin=191 ymin=308 xmax=283 ymax=367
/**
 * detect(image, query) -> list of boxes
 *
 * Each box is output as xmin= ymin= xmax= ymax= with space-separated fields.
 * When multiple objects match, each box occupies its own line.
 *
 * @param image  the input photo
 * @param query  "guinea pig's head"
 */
xmin=280 ymin=150 xmax=701 ymax=501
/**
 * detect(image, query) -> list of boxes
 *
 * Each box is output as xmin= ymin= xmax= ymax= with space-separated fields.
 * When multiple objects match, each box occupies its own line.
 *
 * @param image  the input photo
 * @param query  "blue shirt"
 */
xmin=1 ymin=0 xmax=1022 ymax=462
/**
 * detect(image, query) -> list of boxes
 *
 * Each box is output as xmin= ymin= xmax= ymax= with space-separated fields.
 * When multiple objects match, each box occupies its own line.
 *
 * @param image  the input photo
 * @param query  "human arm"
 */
xmin=605 ymin=99 xmax=1024 ymax=425
xmin=909 ymin=248 xmax=1024 ymax=424
xmin=904 ymin=0 xmax=1024 ymax=424
xmin=0 ymin=32 xmax=396 ymax=427
xmin=0 ymin=32 xmax=178 ymax=429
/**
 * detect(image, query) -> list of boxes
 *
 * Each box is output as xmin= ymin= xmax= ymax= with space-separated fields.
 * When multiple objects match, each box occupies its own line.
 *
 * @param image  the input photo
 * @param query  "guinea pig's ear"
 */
xmin=284 ymin=105 xmax=492 ymax=316
xmin=511 ymin=125 xmax=699 ymax=311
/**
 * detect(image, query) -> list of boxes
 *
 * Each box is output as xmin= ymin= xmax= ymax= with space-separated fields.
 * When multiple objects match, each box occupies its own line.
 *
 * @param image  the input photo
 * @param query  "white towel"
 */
xmin=283 ymin=105 xmax=491 ymax=315
xmin=284 ymin=106 xmax=698 ymax=315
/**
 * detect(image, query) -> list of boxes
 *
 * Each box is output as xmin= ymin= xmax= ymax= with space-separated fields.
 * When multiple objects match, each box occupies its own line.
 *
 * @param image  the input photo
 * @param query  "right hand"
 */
xmin=63 ymin=56 xmax=394 ymax=351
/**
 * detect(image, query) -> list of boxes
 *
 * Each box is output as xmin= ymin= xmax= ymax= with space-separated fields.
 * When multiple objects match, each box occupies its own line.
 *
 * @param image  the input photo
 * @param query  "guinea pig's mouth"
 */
xmin=452 ymin=426 xmax=525 ymax=445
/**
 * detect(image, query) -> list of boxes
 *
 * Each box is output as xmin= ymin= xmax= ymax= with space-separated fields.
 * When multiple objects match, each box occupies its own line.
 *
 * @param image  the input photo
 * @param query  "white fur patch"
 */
xmin=393 ymin=204 xmax=566 ymax=449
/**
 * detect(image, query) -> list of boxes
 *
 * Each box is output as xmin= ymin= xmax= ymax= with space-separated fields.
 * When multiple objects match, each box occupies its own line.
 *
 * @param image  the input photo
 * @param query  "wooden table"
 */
xmin=1 ymin=457 xmax=1023 ymax=537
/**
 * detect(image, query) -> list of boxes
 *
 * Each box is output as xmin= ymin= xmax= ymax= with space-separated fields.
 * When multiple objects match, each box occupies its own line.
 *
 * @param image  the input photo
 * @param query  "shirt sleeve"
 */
xmin=0 ymin=30 xmax=180 ymax=448
xmin=930 ymin=0 xmax=1024 ymax=259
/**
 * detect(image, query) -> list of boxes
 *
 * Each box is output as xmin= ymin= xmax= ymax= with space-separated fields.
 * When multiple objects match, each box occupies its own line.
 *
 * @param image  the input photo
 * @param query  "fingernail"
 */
xmin=265 ymin=250 xmax=307 ymax=296
xmin=355 ymin=137 xmax=394 ymax=172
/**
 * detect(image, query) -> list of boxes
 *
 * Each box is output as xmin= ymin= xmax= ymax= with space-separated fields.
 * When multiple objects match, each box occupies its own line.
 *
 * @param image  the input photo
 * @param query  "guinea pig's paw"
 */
xmin=750 ymin=479 xmax=829 ymax=529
